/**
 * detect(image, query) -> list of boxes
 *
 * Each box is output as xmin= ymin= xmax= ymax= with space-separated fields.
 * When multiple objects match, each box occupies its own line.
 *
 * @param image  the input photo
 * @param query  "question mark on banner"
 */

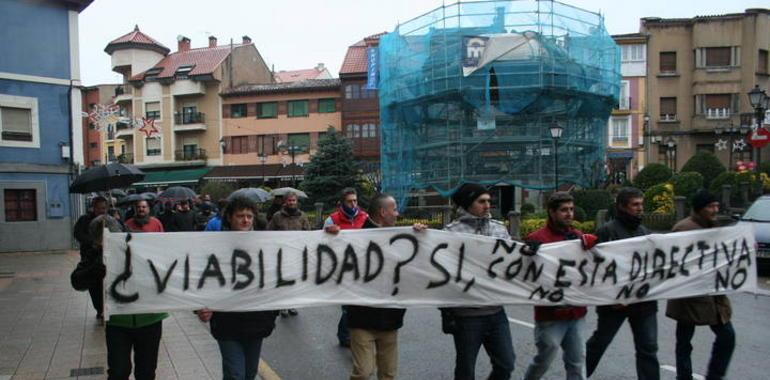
xmin=389 ymin=234 xmax=419 ymax=296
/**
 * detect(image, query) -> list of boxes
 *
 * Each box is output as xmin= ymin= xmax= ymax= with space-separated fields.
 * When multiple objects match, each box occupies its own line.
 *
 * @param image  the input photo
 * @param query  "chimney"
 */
xmin=177 ymin=35 xmax=191 ymax=52
xmin=316 ymin=63 xmax=325 ymax=71
xmin=208 ymin=35 xmax=217 ymax=48
xmin=242 ymin=35 xmax=252 ymax=44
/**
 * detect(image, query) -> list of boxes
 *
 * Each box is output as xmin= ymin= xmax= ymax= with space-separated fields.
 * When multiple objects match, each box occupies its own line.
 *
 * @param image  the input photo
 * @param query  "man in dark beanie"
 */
xmin=586 ymin=187 xmax=659 ymax=379
xmin=666 ymin=189 xmax=734 ymax=380
xmin=443 ymin=183 xmax=516 ymax=380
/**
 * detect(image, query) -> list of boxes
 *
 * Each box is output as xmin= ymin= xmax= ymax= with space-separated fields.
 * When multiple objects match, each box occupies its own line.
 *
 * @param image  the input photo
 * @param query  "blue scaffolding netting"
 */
xmin=378 ymin=0 xmax=621 ymax=207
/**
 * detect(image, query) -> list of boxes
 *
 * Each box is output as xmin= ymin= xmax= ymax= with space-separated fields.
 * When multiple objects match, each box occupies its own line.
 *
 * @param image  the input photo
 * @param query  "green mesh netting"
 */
xmin=379 ymin=0 xmax=621 ymax=207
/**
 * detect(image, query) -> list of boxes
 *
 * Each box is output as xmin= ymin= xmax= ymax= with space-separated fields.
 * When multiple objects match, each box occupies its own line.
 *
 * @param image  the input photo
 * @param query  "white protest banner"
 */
xmin=103 ymin=224 xmax=757 ymax=316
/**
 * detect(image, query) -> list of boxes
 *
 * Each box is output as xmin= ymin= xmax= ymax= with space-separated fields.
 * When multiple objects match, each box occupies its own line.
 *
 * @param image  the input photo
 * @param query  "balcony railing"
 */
xmin=175 ymin=148 xmax=207 ymax=161
xmin=174 ymin=112 xmax=205 ymax=125
xmin=115 ymin=86 xmax=125 ymax=97
xmin=618 ymin=97 xmax=631 ymax=110
xmin=660 ymin=114 xmax=677 ymax=122
xmin=117 ymin=153 xmax=134 ymax=164
xmin=706 ymin=108 xmax=731 ymax=119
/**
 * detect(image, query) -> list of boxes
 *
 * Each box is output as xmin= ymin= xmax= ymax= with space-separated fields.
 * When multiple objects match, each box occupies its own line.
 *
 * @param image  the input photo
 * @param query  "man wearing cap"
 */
xmin=443 ymin=183 xmax=516 ymax=380
xmin=666 ymin=189 xmax=735 ymax=380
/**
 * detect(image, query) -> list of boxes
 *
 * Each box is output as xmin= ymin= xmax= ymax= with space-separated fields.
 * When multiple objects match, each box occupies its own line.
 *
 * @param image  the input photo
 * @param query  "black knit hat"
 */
xmin=451 ymin=183 xmax=490 ymax=210
xmin=692 ymin=189 xmax=718 ymax=211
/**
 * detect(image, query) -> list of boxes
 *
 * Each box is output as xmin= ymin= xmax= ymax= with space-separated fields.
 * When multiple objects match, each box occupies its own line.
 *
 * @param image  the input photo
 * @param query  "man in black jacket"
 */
xmin=73 ymin=196 xmax=108 ymax=320
xmin=585 ymin=187 xmax=659 ymax=380
xmin=347 ymin=193 xmax=425 ymax=380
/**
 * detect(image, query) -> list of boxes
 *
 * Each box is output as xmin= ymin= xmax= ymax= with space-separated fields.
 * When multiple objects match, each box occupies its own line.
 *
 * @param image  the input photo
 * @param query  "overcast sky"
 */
xmin=78 ymin=0 xmax=768 ymax=86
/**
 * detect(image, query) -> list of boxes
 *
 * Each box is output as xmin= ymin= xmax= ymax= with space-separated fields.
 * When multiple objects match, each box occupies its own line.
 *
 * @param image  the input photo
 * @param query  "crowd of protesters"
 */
xmin=72 ymin=184 xmax=734 ymax=380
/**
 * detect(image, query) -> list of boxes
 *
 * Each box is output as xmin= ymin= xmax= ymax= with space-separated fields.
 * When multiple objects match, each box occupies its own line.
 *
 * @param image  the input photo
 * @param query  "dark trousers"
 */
xmin=585 ymin=309 xmax=659 ymax=379
xmin=675 ymin=321 xmax=735 ymax=380
xmin=88 ymin=283 xmax=103 ymax=316
xmin=217 ymin=337 xmax=264 ymax=380
xmin=105 ymin=321 xmax=163 ymax=380
xmin=337 ymin=306 xmax=350 ymax=344
xmin=452 ymin=310 xmax=516 ymax=380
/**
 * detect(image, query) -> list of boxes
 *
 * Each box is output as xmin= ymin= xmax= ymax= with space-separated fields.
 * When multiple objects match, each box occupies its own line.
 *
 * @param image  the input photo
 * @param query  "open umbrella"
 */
xmin=116 ymin=192 xmax=156 ymax=206
xmin=228 ymin=187 xmax=270 ymax=203
xmin=158 ymin=186 xmax=196 ymax=202
xmin=270 ymin=187 xmax=308 ymax=199
xmin=69 ymin=163 xmax=145 ymax=193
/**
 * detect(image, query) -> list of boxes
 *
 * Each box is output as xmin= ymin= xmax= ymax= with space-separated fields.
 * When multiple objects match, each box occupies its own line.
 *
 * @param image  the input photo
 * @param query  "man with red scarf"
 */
xmin=324 ymin=187 xmax=369 ymax=347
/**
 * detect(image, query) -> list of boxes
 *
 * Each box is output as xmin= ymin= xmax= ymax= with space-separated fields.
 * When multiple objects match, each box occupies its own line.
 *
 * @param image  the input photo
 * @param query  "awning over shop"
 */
xmin=203 ymin=164 xmax=304 ymax=182
xmin=132 ymin=167 xmax=212 ymax=187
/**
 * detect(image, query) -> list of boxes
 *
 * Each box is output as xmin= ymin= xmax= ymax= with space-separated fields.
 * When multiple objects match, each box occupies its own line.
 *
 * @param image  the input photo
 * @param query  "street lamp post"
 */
xmin=665 ymin=138 xmax=677 ymax=171
xmin=258 ymin=153 xmax=267 ymax=186
xmin=748 ymin=85 xmax=769 ymax=167
xmin=549 ymin=120 xmax=564 ymax=190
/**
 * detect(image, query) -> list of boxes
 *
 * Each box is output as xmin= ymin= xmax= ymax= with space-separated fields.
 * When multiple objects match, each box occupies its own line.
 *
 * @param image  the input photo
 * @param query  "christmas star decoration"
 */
xmin=714 ymin=139 xmax=728 ymax=151
xmin=732 ymin=138 xmax=747 ymax=152
xmin=138 ymin=117 xmax=160 ymax=138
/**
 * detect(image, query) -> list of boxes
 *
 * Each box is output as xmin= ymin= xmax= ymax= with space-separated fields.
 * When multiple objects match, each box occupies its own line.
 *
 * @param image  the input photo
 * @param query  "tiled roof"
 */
xmin=131 ymin=44 xmax=248 ymax=81
xmin=339 ymin=32 xmax=386 ymax=75
xmin=221 ymin=79 xmax=340 ymax=97
xmin=104 ymin=25 xmax=170 ymax=55
xmin=275 ymin=68 xmax=324 ymax=83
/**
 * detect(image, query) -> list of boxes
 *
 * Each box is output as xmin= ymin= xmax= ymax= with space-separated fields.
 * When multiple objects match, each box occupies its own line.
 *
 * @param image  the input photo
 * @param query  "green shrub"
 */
xmin=199 ymin=181 xmax=236 ymax=202
xmin=634 ymin=163 xmax=673 ymax=190
xmin=644 ymin=183 xmax=674 ymax=214
xmin=759 ymin=162 xmax=770 ymax=177
xmin=572 ymin=189 xmax=613 ymax=220
xmin=672 ymin=172 xmax=704 ymax=206
xmin=520 ymin=202 xmax=536 ymax=216
xmin=680 ymin=151 xmax=725 ymax=188
xmin=574 ymin=205 xmax=588 ymax=222
xmin=524 ymin=210 xmax=548 ymax=220
xmin=520 ymin=218 xmax=595 ymax=237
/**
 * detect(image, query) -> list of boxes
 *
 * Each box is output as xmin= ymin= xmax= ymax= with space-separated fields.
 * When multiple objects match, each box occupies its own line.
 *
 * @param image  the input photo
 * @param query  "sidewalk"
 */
xmin=0 ymin=251 xmax=234 ymax=380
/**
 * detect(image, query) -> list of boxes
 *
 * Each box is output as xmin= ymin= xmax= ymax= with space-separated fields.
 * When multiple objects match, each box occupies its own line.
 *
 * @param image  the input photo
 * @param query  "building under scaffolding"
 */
xmin=379 ymin=0 xmax=621 ymax=207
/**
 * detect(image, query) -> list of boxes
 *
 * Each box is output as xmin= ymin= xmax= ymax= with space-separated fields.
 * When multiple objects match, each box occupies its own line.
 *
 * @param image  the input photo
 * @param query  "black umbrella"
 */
xmin=69 ymin=163 xmax=145 ymax=194
xmin=116 ymin=193 xmax=155 ymax=206
xmin=158 ymin=186 xmax=197 ymax=201
xmin=228 ymin=187 xmax=270 ymax=203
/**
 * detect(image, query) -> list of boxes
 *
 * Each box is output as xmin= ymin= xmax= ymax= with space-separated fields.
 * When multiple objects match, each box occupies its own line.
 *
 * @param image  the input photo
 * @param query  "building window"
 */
xmin=231 ymin=104 xmax=247 ymax=118
xmin=145 ymin=102 xmax=160 ymax=120
xmin=660 ymin=97 xmax=677 ymax=121
xmin=288 ymin=133 xmax=310 ymax=153
xmin=146 ymin=137 xmax=161 ymax=156
xmin=362 ymin=123 xmax=377 ymax=138
xmin=345 ymin=84 xmax=359 ymax=99
xmin=704 ymin=94 xmax=732 ymax=119
xmin=90 ymin=142 xmax=98 ymax=148
xmin=611 ymin=117 xmax=629 ymax=144
xmin=175 ymin=65 xmax=194 ymax=80
xmin=288 ymin=100 xmax=309 ymax=117
xmin=229 ymin=136 xmax=249 ymax=154
xmin=1 ymin=107 xmax=32 ymax=142
xmin=705 ymin=47 xmax=732 ymax=67
xmin=621 ymin=44 xmax=645 ymax=62
xmin=759 ymin=49 xmax=769 ymax=74
xmin=257 ymin=102 xmax=277 ymax=118
xmin=318 ymin=98 xmax=336 ymax=113
xmin=618 ymin=81 xmax=630 ymax=110
xmin=107 ymin=146 xmax=115 ymax=161
xmin=660 ymin=52 xmax=676 ymax=73
xmin=4 ymin=189 xmax=37 ymax=222
xmin=346 ymin=124 xmax=361 ymax=138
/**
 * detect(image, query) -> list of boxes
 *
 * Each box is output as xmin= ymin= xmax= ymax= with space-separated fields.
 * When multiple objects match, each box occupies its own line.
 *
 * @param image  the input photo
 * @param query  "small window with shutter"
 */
xmin=660 ymin=97 xmax=677 ymax=120
xmin=660 ymin=52 xmax=677 ymax=73
xmin=705 ymin=47 xmax=731 ymax=67
xmin=1 ymin=107 xmax=32 ymax=142
xmin=759 ymin=50 xmax=768 ymax=74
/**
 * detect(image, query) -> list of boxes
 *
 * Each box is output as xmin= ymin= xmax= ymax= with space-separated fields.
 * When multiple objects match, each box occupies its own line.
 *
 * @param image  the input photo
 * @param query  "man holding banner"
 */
xmin=666 ymin=190 xmax=735 ymax=380
xmin=523 ymin=192 xmax=594 ymax=380
xmin=586 ymin=187 xmax=659 ymax=380
xmin=443 ymin=183 xmax=516 ymax=380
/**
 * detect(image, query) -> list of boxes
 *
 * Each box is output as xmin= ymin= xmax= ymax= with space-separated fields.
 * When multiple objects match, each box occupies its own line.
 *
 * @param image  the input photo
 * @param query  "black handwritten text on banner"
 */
xmin=103 ymin=225 xmax=757 ymax=316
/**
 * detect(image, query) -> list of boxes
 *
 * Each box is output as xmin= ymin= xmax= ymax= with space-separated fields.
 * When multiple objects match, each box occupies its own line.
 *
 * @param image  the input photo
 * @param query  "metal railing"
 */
xmin=175 ymin=148 xmax=207 ymax=161
xmin=706 ymin=108 xmax=731 ymax=119
xmin=174 ymin=112 xmax=205 ymax=125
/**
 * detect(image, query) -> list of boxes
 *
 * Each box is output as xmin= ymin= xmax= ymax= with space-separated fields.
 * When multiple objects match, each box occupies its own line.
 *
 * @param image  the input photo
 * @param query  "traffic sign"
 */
xmin=747 ymin=127 xmax=770 ymax=149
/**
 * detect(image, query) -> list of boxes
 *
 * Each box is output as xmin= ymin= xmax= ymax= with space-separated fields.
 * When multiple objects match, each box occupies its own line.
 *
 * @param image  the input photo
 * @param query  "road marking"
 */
xmin=508 ymin=317 xmax=535 ymax=329
xmin=259 ymin=358 xmax=282 ymax=380
xmin=660 ymin=364 xmax=704 ymax=380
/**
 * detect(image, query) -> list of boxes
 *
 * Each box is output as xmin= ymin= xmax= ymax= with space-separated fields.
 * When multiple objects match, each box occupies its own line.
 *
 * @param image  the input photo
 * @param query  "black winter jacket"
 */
xmin=595 ymin=211 xmax=657 ymax=316
xmin=346 ymin=219 xmax=406 ymax=331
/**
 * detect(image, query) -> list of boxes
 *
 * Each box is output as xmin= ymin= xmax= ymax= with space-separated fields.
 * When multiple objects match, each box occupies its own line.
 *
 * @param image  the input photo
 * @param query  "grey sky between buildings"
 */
xmin=78 ymin=0 xmax=769 ymax=86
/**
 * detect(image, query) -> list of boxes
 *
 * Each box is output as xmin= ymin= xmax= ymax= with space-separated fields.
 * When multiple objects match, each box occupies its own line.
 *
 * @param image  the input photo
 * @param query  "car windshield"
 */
xmin=743 ymin=198 xmax=770 ymax=222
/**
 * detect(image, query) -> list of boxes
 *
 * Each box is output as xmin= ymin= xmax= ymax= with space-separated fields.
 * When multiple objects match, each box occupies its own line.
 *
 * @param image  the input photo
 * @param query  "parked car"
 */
xmin=738 ymin=195 xmax=770 ymax=276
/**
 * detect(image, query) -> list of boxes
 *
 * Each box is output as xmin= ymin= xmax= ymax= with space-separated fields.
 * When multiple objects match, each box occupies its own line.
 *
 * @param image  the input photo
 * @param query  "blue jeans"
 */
xmin=452 ymin=310 xmax=515 ymax=380
xmin=524 ymin=318 xmax=586 ymax=380
xmin=675 ymin=321 xmax=735 ymax=380
xmin=585 ymin=309 xmax=659 ymax=379
xmin=337 ymin=306 xmax=350 ymax=344
xmin=217 ymin=338 xmax=264 ymax=380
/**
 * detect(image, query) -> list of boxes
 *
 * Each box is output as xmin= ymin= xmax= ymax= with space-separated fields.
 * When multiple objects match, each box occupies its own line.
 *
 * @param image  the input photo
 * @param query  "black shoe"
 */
xmin=288 ymin=308 xmax=298 ymax=316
